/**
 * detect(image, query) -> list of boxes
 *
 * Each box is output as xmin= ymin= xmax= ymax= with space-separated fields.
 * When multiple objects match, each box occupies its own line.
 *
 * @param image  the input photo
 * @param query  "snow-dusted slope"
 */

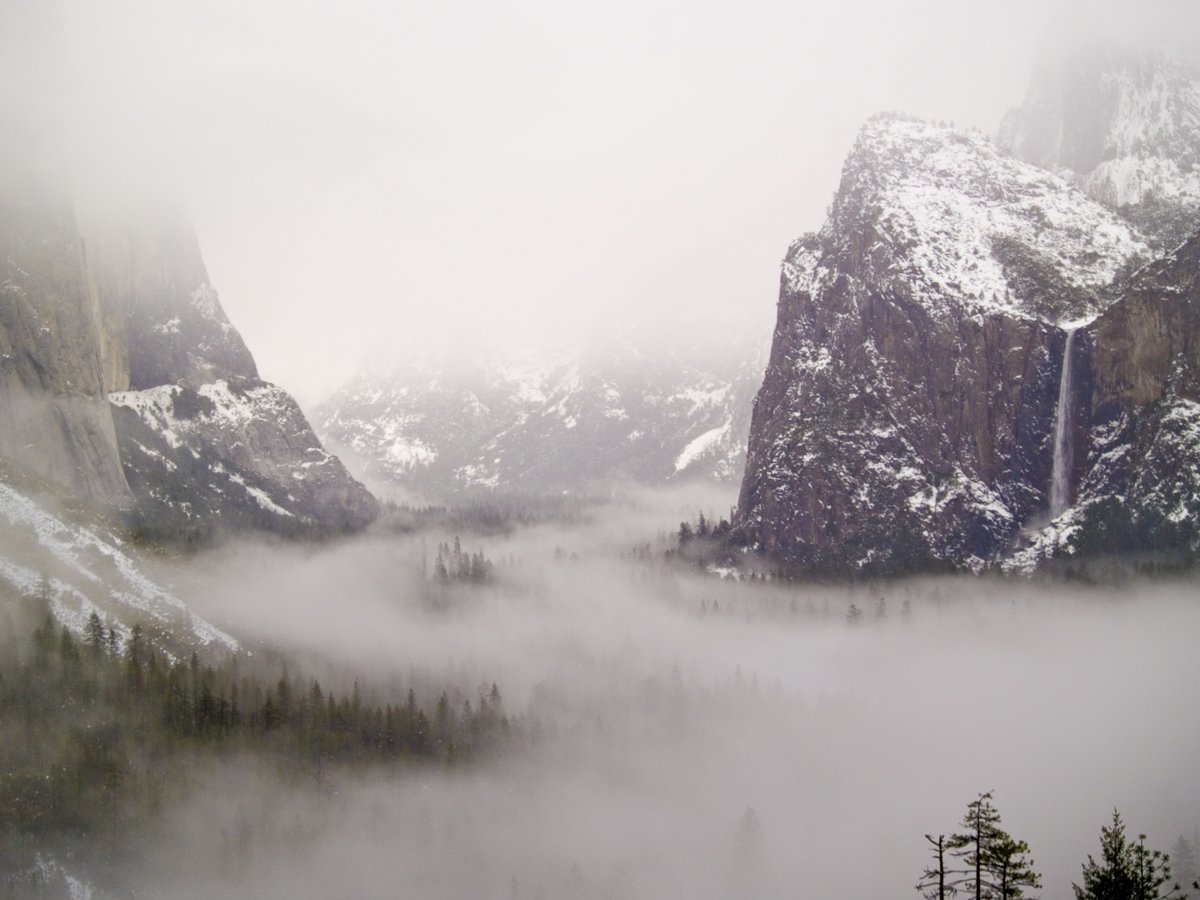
xmin=318 ymin=320 xmax=768 ymax=499
xmin=737 ymin=114 xmax=1153 ymax=575
xmin=0 ymin=478 xmax=237 ymax=656
xmin=999 ymin=44 xmax=1200 ymax=252
xmin=803 ymin=115 xmax=1153 ymax=325
xmin=112 ymin=377 xmax=377 ymax=542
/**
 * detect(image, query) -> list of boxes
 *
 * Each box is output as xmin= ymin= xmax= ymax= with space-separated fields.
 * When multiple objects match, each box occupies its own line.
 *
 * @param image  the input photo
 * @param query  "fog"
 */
xmin=4 ymin=1 xmax=1197 ymax=400
xmin=116 ymin=495 xmax=1200 ymax=898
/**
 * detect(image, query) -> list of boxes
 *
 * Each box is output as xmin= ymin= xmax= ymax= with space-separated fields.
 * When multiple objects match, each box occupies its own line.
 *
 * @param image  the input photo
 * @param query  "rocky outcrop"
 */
xmin=735 ymin=115 xmax=1152 ymax=575
xmin=112 ymin=378 xmax=378 ymax=543
xmin=998 ymin=43 xmax=1200 ymax=252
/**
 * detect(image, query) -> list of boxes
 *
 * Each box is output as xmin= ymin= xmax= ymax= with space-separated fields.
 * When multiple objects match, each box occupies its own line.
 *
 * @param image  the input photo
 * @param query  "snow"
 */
xmin=0 ymin=481 xmax=239 ymax=651
xmin=672 ymin=385 xmax=731 ymax=413
xmin=110 ymin=385 xmax=184 ymax=448
xmin=824 ymin=117 xmax=1153 ymax=323
xmin=675 ymin=420 xmax=732 ymax=473
xmin=385 ymin=436 xmax=437 ymax=469
xmin=190 ymin=282 xmax=220 ymax=319
xmin=35 ymin=857 xmax=94 ymax=900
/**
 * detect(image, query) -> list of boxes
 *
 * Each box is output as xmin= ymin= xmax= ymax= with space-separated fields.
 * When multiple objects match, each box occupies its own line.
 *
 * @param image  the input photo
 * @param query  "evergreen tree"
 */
xmin=1073 ymin=809 xmax=1184 ymax=900
xmin=989 ymin=833 xmax=1042 ymax=899
xmin=85 ymin=611 xmax=106 ymax=655
xmin=945 ymin=792 xmax=1040 ymax=900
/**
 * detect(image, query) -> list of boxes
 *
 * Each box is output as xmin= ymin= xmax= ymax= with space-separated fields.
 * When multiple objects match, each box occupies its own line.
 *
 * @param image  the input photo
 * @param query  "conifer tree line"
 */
xmin=918 ymin=792 xmax=1193 ymax=899
xmin=0 ymin=600 xmax=517 ymax=883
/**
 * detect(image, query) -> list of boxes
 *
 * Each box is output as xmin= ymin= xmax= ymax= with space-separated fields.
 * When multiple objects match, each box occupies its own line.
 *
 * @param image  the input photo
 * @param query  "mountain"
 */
xmin=998 ymin=42 xmax=1200 ymax=252
xmin=86 ymin=213 xmax=379 ymax=542
xmin=317 ymin=318 xmax=768 ymax=500
xmin=0 ymin=196 xmax=378 ymax=544
xmin=735 ymin=114 xmax=1158 ymax=575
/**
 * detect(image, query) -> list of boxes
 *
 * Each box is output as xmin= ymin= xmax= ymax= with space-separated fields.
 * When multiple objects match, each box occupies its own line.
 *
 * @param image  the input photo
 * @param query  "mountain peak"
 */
xmin=805 ymin=114 xmax=1153 ymax=326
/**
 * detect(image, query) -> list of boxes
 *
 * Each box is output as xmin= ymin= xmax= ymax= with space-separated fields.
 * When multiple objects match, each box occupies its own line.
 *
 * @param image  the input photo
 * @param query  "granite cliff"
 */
xmin=0 ymin=193 xmax=377 ymax=542
xmin=735 ymin=114 xmax=1169 ymax=574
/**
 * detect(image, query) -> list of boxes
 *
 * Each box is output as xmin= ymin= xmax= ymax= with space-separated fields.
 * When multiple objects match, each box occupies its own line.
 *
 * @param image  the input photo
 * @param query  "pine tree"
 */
xmin=945 ymin=792 xmax=1040 ymax=900
xmin=989 ymin=833 xmax=1042 ymax=899
xmin=1073 ymin=809 xmax=1183 ymax=900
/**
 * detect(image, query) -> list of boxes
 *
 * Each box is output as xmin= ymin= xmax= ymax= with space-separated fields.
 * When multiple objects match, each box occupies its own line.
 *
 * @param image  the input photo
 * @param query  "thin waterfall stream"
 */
xmin=1049 ymin=326 xmax=1078 ymax=518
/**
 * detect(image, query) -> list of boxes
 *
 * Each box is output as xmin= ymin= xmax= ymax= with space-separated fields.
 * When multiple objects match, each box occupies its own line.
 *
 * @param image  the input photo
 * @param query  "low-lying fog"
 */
xmin=138 ymin=492 xmax=1199 ymax=898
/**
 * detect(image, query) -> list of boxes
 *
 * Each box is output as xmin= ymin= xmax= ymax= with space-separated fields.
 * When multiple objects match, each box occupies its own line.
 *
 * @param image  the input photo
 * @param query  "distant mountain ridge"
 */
xmin=317 ymin=319 xmax=768 ymax=500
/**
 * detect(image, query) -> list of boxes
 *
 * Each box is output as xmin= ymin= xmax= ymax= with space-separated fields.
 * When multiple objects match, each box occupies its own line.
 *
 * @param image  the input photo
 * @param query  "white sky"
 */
xmin=45 ymin=0 xmax=1199 ymax=402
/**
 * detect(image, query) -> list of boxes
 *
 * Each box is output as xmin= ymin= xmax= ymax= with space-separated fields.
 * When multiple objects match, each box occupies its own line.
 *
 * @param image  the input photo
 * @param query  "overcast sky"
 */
xmin=38 ymin=0 xmax=1199 ymax=402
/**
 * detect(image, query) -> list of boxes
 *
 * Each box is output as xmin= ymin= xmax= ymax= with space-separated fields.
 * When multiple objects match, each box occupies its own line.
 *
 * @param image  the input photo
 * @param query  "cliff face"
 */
xmin=0 ymin=186 xmax=131 ymax=507
xmin=998 ymin=44 xmax=1200 ymax=252
xmin=736 ymin=116 xmax=1152 ymax=574
xmin=85 ymin=212 xmax=379 ymax=541
xmin=82 ymin=216 xmax=259 ymax=392
xmin=1013 ymin=233 xmax=1200 ymax=566
xmin=0 ymin=196 xmax=377 ymax=540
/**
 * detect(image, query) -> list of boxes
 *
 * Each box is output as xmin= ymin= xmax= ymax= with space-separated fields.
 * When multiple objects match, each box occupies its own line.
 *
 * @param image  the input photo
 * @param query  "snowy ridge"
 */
xmin=825 ymin=116 xmax=1152 ymax=324
xmin=0 ymin=481 xmax=238 ymax=653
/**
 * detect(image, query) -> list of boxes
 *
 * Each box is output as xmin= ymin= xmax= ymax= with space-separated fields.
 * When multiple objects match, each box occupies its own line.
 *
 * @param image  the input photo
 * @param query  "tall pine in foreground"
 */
xmin=1073 ymin=810 xmax=1186 ymax=900
xmin=922 ymin=791 xmax=1041 ymax=900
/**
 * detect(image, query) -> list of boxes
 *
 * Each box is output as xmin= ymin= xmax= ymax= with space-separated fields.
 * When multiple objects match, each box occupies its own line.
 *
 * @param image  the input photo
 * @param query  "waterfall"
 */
xmin=1049 ymin=327 xmax=1078 ymax=518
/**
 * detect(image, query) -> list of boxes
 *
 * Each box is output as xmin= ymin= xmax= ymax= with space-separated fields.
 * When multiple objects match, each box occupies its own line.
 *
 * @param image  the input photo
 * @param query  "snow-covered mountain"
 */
xmin=317 ymin=317 xmax=769 ymax=500
xmin=87 ymin=216 xmax=379 ymax=542
xmin=735 ymin=113 xmax=1165 ymax=574
xmin=998 ymin=42 xmax=1200 ymax=252
xmin=0 ymin=182 xmax=377 ymax=543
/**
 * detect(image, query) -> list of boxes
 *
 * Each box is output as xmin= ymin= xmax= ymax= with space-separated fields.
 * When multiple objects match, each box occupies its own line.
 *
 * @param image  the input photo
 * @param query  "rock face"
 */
xmin=82 ymin=216 xmax=259 ymax=392
xmin=112 ymin=379 xmax=378 ymax=542
xmin=998 ymin=43 xmax=1200 ymax=252
xmin=1013 ymin=232 xmax=1200 ymax=566
xmin=0 ymin=197 xmax=377 ymax=540
xmin=0 ymin=186 xmax=131 ymax=507
xmin=735 ymin=115 xmax=1153 ymax=574
xmin=318 ymin=319 xmax=767 ymax=499
xmin=85 ymin=213 xmax=378 ymax=541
